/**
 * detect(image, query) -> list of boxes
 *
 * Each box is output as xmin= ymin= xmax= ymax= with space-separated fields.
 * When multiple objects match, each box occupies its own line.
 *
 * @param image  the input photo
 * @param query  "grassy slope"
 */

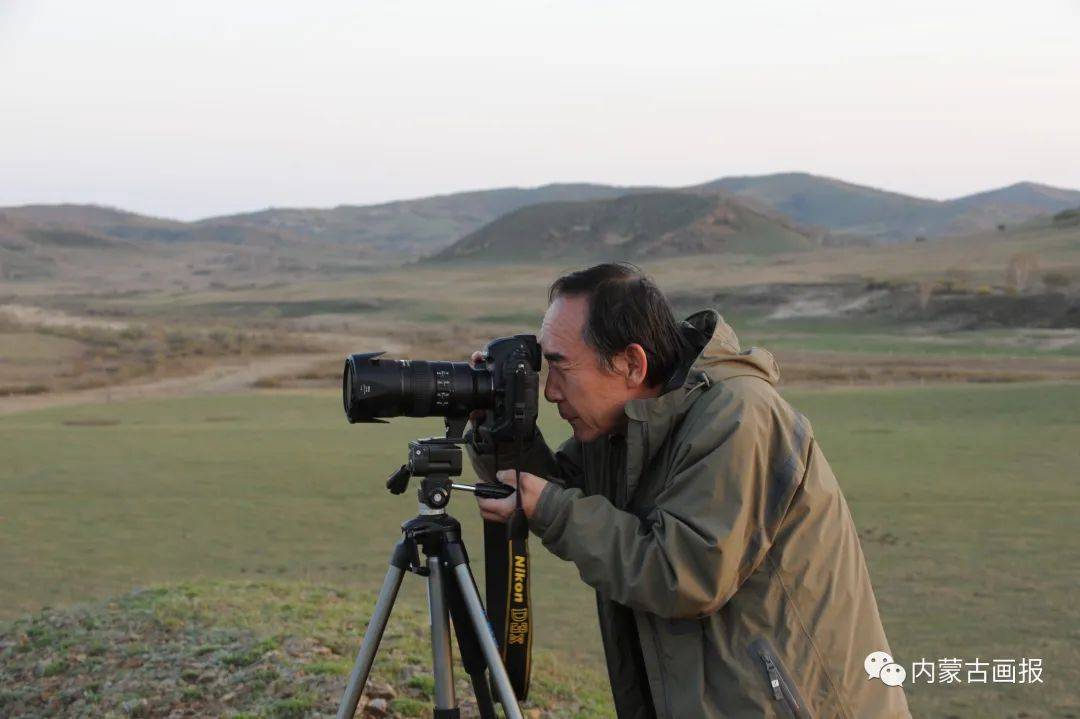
xmin=701 ymin=173 xmax=1080 ymax=242
xmin=82 ymin=217 xmax=1078 ymax=319
xmin=1 ymin=581 xmax=611 ymax=718
xmin=432 ymin=192 xmax=816 ymax=262
xmin=49 ymin=222 xmax=1077 ymax=386
xmin=0 ymin=396 xmax=596 ymax=663
xmin=2 ymin=384 xmax=1079 ymax=716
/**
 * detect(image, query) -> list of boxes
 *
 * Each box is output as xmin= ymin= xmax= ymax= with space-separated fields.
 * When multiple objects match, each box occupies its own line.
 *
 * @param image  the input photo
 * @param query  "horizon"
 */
xmin=3 ymin=0 xmax=1078 ymax=220
xmin=3 ymin=172 xmax=1078 ymax=224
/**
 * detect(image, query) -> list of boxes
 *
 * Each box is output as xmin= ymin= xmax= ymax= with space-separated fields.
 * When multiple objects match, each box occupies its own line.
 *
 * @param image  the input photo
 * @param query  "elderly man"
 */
xmin=470 ymin=263 xmax=910 ymax=718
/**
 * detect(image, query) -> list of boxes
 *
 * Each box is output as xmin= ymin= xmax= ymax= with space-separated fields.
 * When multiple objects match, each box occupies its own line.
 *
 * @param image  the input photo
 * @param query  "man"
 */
xmin=470 ymin=263 xmax=910 ymax=718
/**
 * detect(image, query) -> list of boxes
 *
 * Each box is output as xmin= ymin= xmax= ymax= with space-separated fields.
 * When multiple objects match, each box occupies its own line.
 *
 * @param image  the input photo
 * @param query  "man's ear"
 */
xmin=623 ymin=343 xmax=649 ymax=388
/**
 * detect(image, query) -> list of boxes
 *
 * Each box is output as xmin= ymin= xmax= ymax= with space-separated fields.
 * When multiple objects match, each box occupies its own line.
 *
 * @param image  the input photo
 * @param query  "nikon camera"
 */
xmin=342 ymin=334 xmax=540 ymax=448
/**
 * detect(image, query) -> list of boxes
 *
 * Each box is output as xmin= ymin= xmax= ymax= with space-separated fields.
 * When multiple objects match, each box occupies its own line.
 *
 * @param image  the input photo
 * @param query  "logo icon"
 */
xmin=865 ymin=651 xmax=906 ymax=687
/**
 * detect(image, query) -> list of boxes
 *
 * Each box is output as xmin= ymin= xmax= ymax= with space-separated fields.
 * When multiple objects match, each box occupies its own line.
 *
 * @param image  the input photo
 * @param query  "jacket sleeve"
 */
xmin=466 ymin=429 xmax=584 ymax=490
xmin=529 ymin=392 xmax=810 ymax=619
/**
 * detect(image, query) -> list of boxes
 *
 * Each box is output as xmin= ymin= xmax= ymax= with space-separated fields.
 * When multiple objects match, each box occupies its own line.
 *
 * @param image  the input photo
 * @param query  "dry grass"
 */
xmin=2 ymin=220 xmax=1078 ymax=403
xmin=0 ymin=316 xmax=321 ymax=396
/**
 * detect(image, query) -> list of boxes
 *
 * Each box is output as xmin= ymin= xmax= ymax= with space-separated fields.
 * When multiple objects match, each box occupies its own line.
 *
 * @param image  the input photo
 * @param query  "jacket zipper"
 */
xmin=749 ymin=638 xmax=810 ymax=719
xmin=762 ymin=653 xmax=786 ymax=702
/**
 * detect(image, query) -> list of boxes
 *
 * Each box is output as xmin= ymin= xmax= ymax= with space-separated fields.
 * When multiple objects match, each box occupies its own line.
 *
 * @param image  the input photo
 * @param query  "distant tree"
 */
xmin=997 ymin=224 xmax=1007 ymax=232
xmin=1006 ymin=253 xmax=1039 ymax=294
xmin=914 ymin=235 xmax=927 ymax=243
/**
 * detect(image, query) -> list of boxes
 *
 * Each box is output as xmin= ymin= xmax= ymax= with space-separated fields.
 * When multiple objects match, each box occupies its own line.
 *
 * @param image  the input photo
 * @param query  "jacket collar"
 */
xmin=619 ymin=309 xmax=781 ymax=503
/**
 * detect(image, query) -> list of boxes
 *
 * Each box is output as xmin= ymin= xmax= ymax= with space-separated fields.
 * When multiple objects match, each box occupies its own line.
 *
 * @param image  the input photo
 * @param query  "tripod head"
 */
xmin=386 ymin=418 xmax=515 ymax=510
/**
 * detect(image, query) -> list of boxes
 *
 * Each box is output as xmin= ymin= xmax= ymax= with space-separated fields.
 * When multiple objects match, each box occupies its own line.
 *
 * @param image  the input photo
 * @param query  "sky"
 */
xmin=2 ymin=0 xmax=1079 ymax=220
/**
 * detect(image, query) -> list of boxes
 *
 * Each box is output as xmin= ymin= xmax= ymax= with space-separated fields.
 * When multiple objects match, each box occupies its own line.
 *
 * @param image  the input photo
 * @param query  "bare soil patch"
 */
xmin=0 ymin=304 xmax=132 ymax=332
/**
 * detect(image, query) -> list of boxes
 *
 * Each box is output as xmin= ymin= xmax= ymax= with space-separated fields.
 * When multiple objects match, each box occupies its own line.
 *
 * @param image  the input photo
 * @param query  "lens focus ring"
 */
xmin=409 ymin=362 xmax=434 ymax=416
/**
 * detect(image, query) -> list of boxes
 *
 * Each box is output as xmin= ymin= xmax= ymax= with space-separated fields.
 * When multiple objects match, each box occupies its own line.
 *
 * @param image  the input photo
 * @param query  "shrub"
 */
xmin=1043 ymin=272 xmax=1072 ymax=289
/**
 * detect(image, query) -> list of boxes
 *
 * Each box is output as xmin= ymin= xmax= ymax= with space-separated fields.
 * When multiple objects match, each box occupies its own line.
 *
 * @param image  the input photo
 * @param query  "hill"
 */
xmin=0 ymin=210 xmax=146 ymax=281
xmin=4 ymin=204 xmax=299 ymax=248
xmin=698 ymin=173 xmax=1080 ymax=243
xmin=1 ymin=185 xmax=646 ymax=267
xmin=951 ymin=181 xmax=1080 ymax=216
xmin=0 ymin=208 xmax=377 ymax=288
xmin=202 ymin=183 xmax=648 ymax=256
xmin=431 ymin=191 xmax=819 ymax=262
xmin=5 ymin=176 xmax=1078 ymax=271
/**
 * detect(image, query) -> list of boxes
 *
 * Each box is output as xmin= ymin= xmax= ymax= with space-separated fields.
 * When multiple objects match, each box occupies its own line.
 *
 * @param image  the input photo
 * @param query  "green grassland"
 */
xmin=745 ymin=325 xmax=1080 ymax=358
xmin=1 ymin=581 xmax=613 ymax=717
xmin=2 ymin=382 xmax=1078 ymax=716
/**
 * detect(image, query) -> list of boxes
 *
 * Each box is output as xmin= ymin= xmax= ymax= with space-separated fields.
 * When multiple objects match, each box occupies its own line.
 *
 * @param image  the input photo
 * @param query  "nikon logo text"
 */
xmin=513 ymin=555 xmax=527 ymax=604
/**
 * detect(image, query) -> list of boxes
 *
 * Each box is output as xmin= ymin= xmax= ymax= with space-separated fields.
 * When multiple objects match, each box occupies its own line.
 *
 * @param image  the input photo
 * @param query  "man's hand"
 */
xmin=476 ymin=469 xmax=549 ymax=522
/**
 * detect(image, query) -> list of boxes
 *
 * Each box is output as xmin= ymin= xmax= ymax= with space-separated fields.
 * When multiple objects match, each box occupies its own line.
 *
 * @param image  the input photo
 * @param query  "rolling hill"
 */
xmin=698 ymin=173 xmax=1080 ymax=243
xmin=200 ymin=183 xmax=649 ymax=256
xmin=0 ymin=211 xmax=140 ymax=281
xmin=1 ymin=185 xmax=649 ymax=264
xmin=4 ymin=175 xmax=1078 ymax=274
xmin=0 ymin=208 xmax=373 ymax=286
xmin=2 ymin=204 xmax=301 ymax=248
xmin=431 ymin=191 xmax=820 ymax=262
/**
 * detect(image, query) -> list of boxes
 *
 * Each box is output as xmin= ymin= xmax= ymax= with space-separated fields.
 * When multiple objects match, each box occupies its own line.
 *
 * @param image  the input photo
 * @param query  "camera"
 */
xmin=342 ymin=334 xmax=541 ymax=446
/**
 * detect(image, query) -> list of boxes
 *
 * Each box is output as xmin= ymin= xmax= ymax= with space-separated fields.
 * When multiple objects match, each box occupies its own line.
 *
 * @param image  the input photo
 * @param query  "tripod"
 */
xmin=336 ymin=429 xmax=523 ymax=719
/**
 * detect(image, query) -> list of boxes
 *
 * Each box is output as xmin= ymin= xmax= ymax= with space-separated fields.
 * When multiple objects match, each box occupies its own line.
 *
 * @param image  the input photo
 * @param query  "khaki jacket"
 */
xmin=471 ymin=310 xmax=911 ymax=718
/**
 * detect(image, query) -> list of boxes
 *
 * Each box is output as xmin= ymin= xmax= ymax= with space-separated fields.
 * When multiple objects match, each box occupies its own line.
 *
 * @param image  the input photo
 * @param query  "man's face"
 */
xmin=539 ymin=295 xmax=636 ymax=442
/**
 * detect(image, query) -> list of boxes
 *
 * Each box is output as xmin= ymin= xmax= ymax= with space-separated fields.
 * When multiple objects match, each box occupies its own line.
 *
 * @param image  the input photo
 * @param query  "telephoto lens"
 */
xmin=342 ymin=352 xmax=494 ymax=423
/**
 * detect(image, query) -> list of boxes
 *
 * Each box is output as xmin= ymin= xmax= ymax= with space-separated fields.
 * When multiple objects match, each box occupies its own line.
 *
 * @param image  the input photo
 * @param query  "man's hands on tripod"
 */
xmin=477 ymin=469 xmax=548 ymax=522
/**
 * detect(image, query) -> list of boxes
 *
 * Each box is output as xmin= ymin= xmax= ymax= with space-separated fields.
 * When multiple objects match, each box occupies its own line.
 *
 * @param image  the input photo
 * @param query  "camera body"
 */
xmin=342 ymin=334 xmax=541 ymax=446
xmin=471 ymin=335 xmax=541 ymax=450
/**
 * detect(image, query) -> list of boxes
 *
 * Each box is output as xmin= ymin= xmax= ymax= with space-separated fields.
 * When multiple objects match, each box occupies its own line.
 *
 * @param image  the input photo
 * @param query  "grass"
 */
xmin=785 ymin=382 xmax=1080 ymax=718
xmin=0 ymin=393 xmax=599 ymax=669
xmin=745 ymin=325 xmax=1080 ymax=358
xmin=1 ymin=384 xmax=1078 ymax=717
xmin=0 ymin=318 xmax=318 ymax=395
xmin=5 ymin=580 xmax=610 ymax=717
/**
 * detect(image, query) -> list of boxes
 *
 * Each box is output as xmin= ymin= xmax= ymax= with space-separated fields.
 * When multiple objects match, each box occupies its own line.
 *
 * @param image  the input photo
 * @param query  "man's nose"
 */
xmin=544 ymin=373 xmax=562 ymax=403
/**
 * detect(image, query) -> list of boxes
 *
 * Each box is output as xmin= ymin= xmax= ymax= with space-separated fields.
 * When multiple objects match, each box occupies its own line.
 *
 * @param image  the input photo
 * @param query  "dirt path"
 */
xmin=0 ymin=354 xmax=325 ymax=416
xmin=0 ymin=303 xmax=132 ymax=332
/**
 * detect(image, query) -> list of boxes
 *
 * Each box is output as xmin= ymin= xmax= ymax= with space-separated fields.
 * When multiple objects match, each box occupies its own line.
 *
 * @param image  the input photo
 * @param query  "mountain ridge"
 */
xmin=3 ymin=174 xmax=1078 ymax=262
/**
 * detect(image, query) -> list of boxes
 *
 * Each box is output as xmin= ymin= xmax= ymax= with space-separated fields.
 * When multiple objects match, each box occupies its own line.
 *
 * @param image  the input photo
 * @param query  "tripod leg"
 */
xmin=451 ymin=563 xmax=525 ymax=719
xmin=426 ymin=556 xmax=459 ymax=714
xmin=443 ymin=562 xmax=497 ymax=719
xmin=337 ymin=545 xmax=410 ymax=719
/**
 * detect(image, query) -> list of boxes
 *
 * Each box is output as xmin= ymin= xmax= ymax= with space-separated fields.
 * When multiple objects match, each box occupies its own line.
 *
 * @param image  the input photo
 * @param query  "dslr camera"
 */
xmin=342 ymin=334 xmax=541 ymax=447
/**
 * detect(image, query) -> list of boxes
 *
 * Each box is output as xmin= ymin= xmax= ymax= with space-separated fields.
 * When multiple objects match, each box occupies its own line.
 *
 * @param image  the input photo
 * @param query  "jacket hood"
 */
xmin=621 ymin=309 xmax=780 ymax=499
xmin=678 ymin=309 xmax=780 ymax=387
xmin=626 ymin=309 xmax=781 ymax=420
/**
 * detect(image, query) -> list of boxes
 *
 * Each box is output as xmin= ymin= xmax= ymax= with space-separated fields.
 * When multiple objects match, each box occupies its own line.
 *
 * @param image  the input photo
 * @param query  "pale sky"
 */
xmin=2 ymin=0 xmax=1078 ymax=220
